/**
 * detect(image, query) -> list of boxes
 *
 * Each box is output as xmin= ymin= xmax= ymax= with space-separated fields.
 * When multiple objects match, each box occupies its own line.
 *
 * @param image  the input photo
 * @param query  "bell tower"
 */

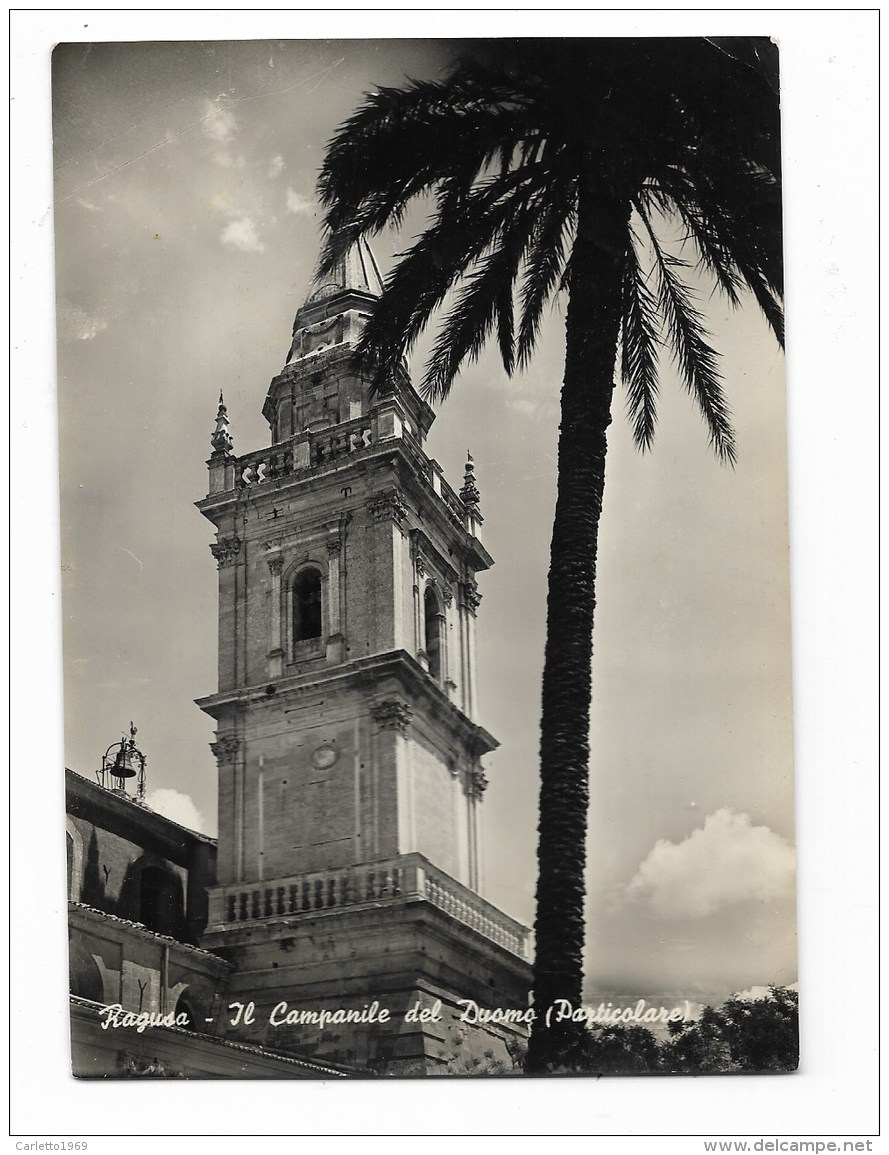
xmin=196 ymin=242 xmax=531 ymax=1074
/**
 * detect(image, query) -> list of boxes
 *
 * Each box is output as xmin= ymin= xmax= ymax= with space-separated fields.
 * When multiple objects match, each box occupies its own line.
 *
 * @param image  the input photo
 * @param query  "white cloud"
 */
xmin=268 ymin=154 xmax=286 ymax=178
xmin=220 ymin=217 xmax=266 ymax=253
xmin=58 ymin=300 xmax=108 ymax=342
xmin=210 ymin=192 xmax=235 ymax=216
xmin=146 ymin=788 xmax=205 ymax=833
xmin=285 ymin=187 xmax=315 ymax=216
xmin=213 ymin=152 xmax=246 ymax=170
xmin=627 ymin=809 xmax=796 ymax=919
xmin=202 ymin=97 xmax=238 ymax=144
xmin=733 ymin=981 xmax=799 ymax=1002
xmin=503 ymin=394 xmax=560 ymax=422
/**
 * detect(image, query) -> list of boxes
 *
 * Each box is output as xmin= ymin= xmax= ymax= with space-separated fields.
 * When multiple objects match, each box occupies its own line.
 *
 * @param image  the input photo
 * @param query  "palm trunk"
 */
xmin=526 ymin=186 xmax=629 ymax=1073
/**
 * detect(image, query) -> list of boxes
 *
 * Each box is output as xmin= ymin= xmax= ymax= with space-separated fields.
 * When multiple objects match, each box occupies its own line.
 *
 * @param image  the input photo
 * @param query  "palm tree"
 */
xmin=316 ymin=37 xmax=783 ymax=1073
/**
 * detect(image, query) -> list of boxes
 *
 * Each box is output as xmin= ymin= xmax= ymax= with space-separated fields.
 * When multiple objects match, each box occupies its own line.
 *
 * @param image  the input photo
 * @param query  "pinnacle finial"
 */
xmin=211 ymin=391 xmax=234 ymax=457
xmin=460 ymin=452 xmax=481 ymax=509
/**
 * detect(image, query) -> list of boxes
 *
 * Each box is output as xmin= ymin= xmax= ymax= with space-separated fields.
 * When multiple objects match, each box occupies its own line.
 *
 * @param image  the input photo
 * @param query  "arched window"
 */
xmin=66 ymin=833 xmax=74 ymax=899
xmin=69 ymin=941 xmax=104 ymax=1002
xmin=424 ymin=586 xmax=445 ymax=683
xmin=140 ymin=866 xmax=184 ymax=937
xmin=293 ymin=567 xmax=323 ymax=643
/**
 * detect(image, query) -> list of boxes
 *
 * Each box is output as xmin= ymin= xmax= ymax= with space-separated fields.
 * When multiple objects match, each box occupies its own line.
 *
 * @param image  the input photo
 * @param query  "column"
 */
xmin=457 ymin=594 xmax=469 ymax=715
xmin=210 ymin=733 xmax=241 ymax=883
xmin=416 ymin=552 xmax=428 ymax=670
xmin=210 ymin=533 xmax=241 ymax=692
xmin=266 ymin=549 xmax=284 ymax=678
xmin=326 ymin=537 xmax=343 ymax=662
xmin=370 ymin=698 xmax=413 ymax=857
xmin=463 ymin=578 xmax=482 ymax=719
xmin=466 ymin=764 xmax=488 ymax=892
xmin=442 ymin=584 xmax=456 ymax=699
xmin=366 ymin=489 xmax=408 ymax=653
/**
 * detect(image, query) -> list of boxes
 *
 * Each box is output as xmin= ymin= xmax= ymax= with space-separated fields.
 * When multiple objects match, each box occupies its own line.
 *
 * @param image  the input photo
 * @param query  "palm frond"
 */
xmin=515 ymin=177 xmax=576 ymax=368
xmin=420 ymin=193 xmax=540 ymax=400
xmin=656 ymin=187 xmax=746 ymax=308
xmin=639 ymin=204 xmax=737 ymax=465
xmin=353 ymin=165 xmax=549 ymax=383
xmin=741 ymin=264 xmax=785 ymax=347
xmin=317 ymin=39 xmax=782 ymax=460
xmin=317 ymin=75 xmax=540 ymax=264
xmin=620 ymin=228 xmax=661 ymax=452
xmin=670 ymin=159 xmax=784 ymax=309
xmin=495 ymin=279 xmax=516 ymax=376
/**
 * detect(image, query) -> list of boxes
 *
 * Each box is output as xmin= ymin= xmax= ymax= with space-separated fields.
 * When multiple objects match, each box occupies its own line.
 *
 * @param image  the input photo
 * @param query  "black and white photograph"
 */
xmin=53 ymin=33 xmax=798 ymax=1081
xmin=9 ymin=7 xmax=878 ymax=1143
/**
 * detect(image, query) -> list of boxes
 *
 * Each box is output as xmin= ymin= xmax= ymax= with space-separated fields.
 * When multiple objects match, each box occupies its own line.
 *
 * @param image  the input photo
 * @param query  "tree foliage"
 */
xmin=318 ymin=38 xmax=782 ymax=462
xmin=660 ymin=987 xmax=799 ymax=1075
xmin=529 ymin=987 xmax=799 ymax=1076
xmin=316 ymin=38 xmax=784 ymax=1073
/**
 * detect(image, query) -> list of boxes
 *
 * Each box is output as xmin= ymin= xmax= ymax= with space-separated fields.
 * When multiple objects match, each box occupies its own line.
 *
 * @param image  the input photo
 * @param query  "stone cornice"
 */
xmin=391 ymin=450 xmax=494 ymax=573
xmin=197 ymin=434 xmax=492 ymax=573
xmin=196 ymin=650 xmax=498 ymax=757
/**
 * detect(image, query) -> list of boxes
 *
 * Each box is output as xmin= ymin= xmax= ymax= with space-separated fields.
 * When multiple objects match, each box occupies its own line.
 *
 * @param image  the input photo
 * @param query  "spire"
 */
xmin=210 ymin=391 xmax=234 ymax=457
xmin=460 ymin=452 xmax=481 ymax=510
xmin=283 ymin=235 xmax=385 ymax=368
xmin=306 ymin=235 xmax=384 ymax=305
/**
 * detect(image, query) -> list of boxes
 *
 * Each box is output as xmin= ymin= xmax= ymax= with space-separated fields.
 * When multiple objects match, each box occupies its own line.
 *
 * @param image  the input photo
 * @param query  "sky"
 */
xmin=11 ymin=8 xmax=879 ymax=1141
xmin=49 ymin=36 xmax=799 ymax=1010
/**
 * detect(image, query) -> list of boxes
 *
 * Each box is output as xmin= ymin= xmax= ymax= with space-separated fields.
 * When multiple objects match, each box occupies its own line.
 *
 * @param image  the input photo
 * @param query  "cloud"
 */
xmin=57 ymin=300 xmax=108 ymax=342
xmin=733 ymin=982 xmax=799 ymax=1002
xmin=627 ymin=809 xmax=796 ymax=919
xmin=505 ymin=396 xmax=559 ymax=420
xmin=220 ymin=217 xmax=266 ymax=253
xmin=146 ymin=788 xmax=205 ymax=833
xmin=210 ymin=192 xmax=235 ymax=216
xmin=202 ymin=97 xmax=238 ymax=144
xmin=285 ymin=187 xmax=315 ymax=216
xmin=213 ymin=152 xmax=246 ymax=170
xmin=268 ymin=154 xmax=286 ymax=178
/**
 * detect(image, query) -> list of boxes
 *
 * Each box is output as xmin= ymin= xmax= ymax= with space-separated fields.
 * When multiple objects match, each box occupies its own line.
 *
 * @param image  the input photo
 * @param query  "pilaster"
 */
xmin=326 ymin=535 xmax=344 ymax=663
xmin=266 ymin=547 xmax=284 ymax=678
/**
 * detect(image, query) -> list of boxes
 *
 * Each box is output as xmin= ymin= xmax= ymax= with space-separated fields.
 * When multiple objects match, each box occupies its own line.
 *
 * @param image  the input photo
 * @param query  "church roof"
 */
xmin=69 ymin=901 xmax=233 ymax=965
xmin=305 ymin=236 xmax=384 ymax=304
xmin=66 ymin=767 xmax=217 ymax=847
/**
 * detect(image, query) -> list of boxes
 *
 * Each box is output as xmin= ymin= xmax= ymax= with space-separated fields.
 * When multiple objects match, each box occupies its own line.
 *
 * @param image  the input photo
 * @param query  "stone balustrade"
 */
xmin=232 ymin=413 xmax=376 ymax=491
xmin=208 ymin=853 xmax=529 ymax=959
xmin=434 ymin=470 xmax=471 ymax=527
xmin=210 ymin=410 xmax=482 ymax=547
